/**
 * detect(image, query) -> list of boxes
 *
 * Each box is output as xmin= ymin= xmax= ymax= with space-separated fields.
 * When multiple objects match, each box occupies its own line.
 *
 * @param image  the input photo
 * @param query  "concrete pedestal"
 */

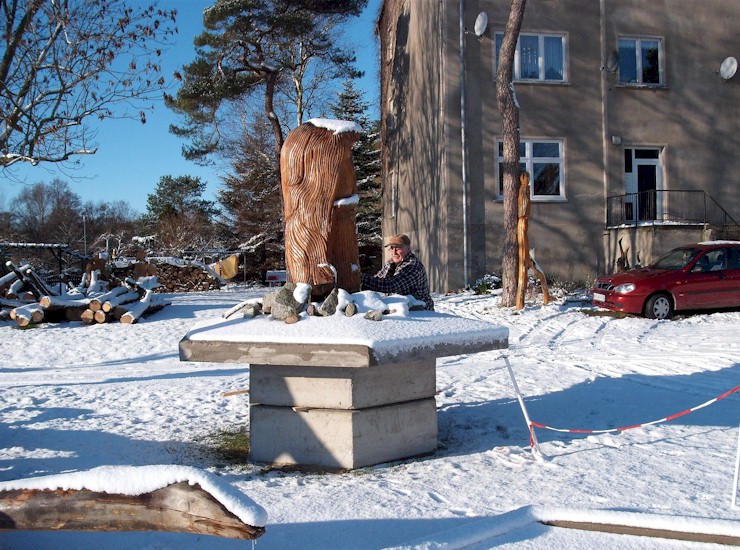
xmin=180 ymin=310 xmax=508 ymax=469
xmin=248 ymin=359 xmax=437 ymax=469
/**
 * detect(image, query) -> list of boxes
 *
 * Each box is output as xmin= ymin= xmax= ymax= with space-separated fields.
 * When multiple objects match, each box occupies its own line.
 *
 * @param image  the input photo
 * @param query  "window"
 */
xmin=497 ymin=140 xmax=565 ymax=201
xmin=495 ymin=33 xmax=566 ymax=82
xmin=618 ymin=38 xmax=663 ymax=85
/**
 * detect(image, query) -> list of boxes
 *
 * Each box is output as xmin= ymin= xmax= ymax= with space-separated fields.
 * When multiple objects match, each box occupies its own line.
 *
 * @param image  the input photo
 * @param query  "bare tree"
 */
xmin=0 ymin=0 xmax=177 ymax=168
xmin=496 ymin=0 xmax=526 ymax=307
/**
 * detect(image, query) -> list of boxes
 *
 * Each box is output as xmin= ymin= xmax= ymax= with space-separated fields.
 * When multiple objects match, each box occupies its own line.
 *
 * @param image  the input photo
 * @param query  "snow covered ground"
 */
xmin=1 ymin=285 xmax=739 ymax=549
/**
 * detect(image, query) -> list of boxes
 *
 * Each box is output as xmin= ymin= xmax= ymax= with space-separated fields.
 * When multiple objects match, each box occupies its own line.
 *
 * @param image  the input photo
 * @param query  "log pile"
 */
xmin=1 ymin=261 xmax=170 ymax=327
xmin=110 ymin=257 xmax=224 ymax=293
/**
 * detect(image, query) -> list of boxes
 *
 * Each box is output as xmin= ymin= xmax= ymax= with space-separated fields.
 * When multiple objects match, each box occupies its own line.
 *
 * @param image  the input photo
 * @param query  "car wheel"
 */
xmin=644 ymin=294 xmax=673 ymax=319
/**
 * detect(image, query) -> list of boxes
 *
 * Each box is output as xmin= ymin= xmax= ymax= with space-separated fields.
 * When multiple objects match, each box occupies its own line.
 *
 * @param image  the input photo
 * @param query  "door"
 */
xmin=624 ymin=148 xmax=663 ymax=222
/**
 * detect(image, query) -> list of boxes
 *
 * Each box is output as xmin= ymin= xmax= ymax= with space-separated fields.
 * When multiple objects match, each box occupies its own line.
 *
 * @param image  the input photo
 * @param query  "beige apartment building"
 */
xmin=377 ymin=0 xmax=739 ymax=291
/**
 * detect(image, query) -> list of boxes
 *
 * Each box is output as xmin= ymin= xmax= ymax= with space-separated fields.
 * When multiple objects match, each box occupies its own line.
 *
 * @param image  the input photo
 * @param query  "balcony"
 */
xmin=606 ymin=190 xmax=740 ymax=239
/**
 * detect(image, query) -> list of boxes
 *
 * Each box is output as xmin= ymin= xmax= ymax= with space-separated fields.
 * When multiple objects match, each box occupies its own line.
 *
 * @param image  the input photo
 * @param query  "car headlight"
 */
xmin=614 ymin=283 xmax=636 ymax=293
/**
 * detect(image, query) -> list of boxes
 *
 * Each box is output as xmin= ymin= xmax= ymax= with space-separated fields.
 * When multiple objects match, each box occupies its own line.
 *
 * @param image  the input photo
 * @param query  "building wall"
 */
xmin=379 ymin=0 xmax=739 ymax=291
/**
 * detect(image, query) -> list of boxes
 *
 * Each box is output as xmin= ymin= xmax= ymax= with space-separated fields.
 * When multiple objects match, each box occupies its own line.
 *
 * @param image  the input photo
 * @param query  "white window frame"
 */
xmin=495 ymin=32 xmax=567 ymax=82
xmin=496 ymin=139 xmax=566 ymax=202
xmin=617 ymin=37 xmax=664 ymax=86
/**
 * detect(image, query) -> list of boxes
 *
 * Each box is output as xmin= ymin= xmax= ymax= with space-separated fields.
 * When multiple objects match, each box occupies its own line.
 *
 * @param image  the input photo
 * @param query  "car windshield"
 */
xmin=650 ymin=247 xmax=701 ymax=270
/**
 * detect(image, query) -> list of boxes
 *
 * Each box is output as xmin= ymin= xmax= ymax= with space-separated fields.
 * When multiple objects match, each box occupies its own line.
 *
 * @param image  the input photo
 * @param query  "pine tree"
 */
xmin=329 ymin=80 xmax=382 ymax=272
xmin=215 ymin=119 xmax=284 ymax=278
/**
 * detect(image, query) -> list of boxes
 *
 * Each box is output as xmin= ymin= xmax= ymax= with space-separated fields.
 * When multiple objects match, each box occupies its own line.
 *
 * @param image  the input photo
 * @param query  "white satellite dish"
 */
xmin=719 ymin=56 xmax=737 ymax=80
xmin=474 ymin=12 xmax=488 ymax=37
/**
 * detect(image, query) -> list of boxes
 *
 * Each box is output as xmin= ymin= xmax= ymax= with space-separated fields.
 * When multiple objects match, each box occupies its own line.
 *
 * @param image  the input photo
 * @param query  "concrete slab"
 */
xmin=180 ymin=310 xmax=508 ymax=367
xmin=250 ymin=359 xmax=436 ymax=409
xmin=249 ymin=398 xmax=438 ymax=469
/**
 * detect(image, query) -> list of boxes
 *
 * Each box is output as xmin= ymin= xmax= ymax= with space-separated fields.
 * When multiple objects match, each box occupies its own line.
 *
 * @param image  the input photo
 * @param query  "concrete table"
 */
xmin=180 ymin=310 xmax=508 ymax=469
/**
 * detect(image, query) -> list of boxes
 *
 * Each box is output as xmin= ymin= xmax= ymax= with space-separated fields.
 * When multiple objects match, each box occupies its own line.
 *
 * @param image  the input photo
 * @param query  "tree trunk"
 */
xmin=0 ymin=483 xmax=264 ymax=540
xmin=496 ymin=0 xmax=527 ymax=307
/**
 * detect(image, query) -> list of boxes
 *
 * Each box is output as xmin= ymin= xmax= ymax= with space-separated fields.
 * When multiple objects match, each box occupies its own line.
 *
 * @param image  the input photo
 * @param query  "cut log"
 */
xmin=93 ymin=310 xmax=109 ymax=324
xmin=80 ymin=309 xmax=96 ymax=325
xmin=39 ymin=295 xmax=92 ymax=309
xmin=88 ymin=286 xmax=130 ymax=312
xmin=103 ymin=289 xmax=142 ymax=312
xmin=12 ymin=303 xmax=44 ymax=327
xmin=0 ymin=482 xmax=265 ymax=540
xmin=120 ymin=292 xmax=171 ymax=324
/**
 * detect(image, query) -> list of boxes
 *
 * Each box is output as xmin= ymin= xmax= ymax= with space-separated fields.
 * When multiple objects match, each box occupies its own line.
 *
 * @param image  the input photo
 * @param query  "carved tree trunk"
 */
xmin=280 ymin=121 xmax=362 ymax=296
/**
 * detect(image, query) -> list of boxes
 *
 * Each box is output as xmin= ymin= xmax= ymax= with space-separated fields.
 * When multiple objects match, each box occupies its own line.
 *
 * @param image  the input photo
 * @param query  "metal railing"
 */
xmin=606 ymin=190 xmax=740 ymax=236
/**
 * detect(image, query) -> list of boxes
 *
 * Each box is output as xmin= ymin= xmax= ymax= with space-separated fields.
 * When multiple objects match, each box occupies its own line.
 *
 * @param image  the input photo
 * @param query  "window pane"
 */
xmin=641 ymin=40 xmax=660 ymax=83
xmin=634 ymin=149 xmax=659 ymax=159
xmin=498 ymin=162 xmax=504 ymax=195
xmin=533 ymin=163 xmax=560 ymax=196
xmin=533 ymin=142 xmax=559 ymax=157
xmin=520 ymin=35 xmax=539 ymax=79
xmin=543 ymin=36 xmax=564 ymax=80
xmin=618 ymin=39 xmax=637 ymax=83
xmin=495 ymin=34 xmax=503 ymax=70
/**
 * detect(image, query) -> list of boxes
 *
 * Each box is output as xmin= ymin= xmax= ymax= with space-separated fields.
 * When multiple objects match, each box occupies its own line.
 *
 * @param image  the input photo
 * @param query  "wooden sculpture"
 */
xmin=280 ymin=119 xmax=362 ymax=297
xmin=516 ymin=172 xmax=551 ymax=310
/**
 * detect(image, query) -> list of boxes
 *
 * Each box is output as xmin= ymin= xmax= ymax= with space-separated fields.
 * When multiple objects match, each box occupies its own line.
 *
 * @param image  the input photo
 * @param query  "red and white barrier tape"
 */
xmin=529 ymin=384 xmax=740 ymax=435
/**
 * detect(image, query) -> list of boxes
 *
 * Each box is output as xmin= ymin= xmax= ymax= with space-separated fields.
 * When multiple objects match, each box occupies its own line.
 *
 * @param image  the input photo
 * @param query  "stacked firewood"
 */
xmin=110 ymin=258 xmax=223 ymax=293
xmin=1 ymin=261 xmax=170 ymax=327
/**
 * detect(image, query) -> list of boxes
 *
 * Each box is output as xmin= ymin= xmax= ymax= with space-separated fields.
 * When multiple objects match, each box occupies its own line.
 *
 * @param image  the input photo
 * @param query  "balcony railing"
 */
xmin=606 ymin=190 xmax=739 ymax=235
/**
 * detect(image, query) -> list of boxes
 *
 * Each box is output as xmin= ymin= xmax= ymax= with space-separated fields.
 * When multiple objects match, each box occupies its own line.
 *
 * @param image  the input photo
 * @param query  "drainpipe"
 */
xmin=459 ymin=0 xmax=470 ymax=287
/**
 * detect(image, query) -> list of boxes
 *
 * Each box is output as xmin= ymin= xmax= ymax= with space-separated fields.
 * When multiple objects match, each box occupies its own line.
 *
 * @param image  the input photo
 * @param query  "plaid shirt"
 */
xmin=361 ymin=252 xmax=434 ymax=310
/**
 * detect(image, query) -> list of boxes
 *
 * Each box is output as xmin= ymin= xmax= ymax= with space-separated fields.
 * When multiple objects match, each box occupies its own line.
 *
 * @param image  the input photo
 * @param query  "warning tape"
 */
xmin=529 ymin=384 xmax=740 ymax=435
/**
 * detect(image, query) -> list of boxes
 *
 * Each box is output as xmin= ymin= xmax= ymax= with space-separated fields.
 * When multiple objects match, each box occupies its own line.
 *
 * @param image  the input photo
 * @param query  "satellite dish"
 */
xmin=474 ymin=12 xmax=488 ymax=37
xmin=719 ymin=56 xmax=737 ymax=80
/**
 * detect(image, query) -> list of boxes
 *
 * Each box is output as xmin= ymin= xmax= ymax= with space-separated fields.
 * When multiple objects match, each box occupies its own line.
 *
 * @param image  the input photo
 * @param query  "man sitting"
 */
xmin=361 ymin=234 xmax=434 ymax=311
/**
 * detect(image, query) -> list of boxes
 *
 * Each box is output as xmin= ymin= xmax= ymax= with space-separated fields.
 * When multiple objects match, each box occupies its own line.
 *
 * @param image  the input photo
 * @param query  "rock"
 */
xmin=269 ymin=283 xmax=305 ymax=321
xmin=242 ymin=303 xmax=262 ymax=318
xmin=284 ymin=314 xmax=300 ymax=324
xmin=345 ymin=302 xmax=357 ymax=317
xmin=318 ymin=288 xmax=339 ymax=316
xmin=306 ymin=303 xmax=319 ymax=316
xmin=363 ymin=309 xmax=383 ymax=321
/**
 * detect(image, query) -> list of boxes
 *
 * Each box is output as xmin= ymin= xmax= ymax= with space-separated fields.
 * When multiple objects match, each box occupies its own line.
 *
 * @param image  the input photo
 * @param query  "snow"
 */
xmin=308 ymin=117 xmax=363 ymax=135
xmin=1 ymin=286 xmax=739 ymax=549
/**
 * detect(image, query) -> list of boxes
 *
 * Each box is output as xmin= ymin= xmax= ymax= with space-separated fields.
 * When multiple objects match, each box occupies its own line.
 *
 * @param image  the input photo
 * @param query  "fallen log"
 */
xmin=0 ymin=466 xmax=266 ymax=540
xmin=102 ymin=289 xmax=142 ymax=313
xmin=11 ymin=303 xmax=44 ymax=327
xmin=39 ymin=294 xmax=92 ymax=310
xmin=80 ymin=309 xmax=96 ymax=325
xmin=88 ymin=286 xmax=130 ymax=312
xmin=120 ymin=291 xmax=170 ymax=324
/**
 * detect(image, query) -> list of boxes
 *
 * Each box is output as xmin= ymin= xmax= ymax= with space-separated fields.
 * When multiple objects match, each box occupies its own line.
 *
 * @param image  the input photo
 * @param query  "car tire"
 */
xmin=644 ymin=294 xmax=673 ymax=320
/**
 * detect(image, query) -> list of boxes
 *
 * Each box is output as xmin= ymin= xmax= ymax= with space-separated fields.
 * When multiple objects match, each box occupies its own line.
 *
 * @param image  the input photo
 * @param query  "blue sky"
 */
xmin=4 ymin=0 xmax=382 ymax=214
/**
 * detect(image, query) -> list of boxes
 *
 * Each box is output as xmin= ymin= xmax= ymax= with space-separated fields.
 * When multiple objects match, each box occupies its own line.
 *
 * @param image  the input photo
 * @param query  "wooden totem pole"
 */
xmin=280 ymin=119 xmax=362 ymax=298
xmin=516 ymin=172 xmax=551 ymax=310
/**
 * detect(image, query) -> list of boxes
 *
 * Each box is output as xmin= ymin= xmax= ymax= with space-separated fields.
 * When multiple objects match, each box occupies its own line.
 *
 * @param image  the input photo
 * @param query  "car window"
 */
xmin=728 ymin=247 xmax=740 ymax=270
xmin=691 ymin=249 xmax=726 ymax=273
xmin=652 ymin=248 xmax=700 ymax=270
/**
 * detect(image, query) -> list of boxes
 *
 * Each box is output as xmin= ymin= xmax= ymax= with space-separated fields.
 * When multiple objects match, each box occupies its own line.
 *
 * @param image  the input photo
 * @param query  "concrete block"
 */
xmin=250 ymin=359 xmax=436 ymax=409
xmin=249 ymin=398 xmax=438 ymax=469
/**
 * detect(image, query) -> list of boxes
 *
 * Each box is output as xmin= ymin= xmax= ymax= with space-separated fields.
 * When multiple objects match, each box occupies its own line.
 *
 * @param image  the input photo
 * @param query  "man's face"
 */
xmin=389 ymin=244 xmax=409 ymax=263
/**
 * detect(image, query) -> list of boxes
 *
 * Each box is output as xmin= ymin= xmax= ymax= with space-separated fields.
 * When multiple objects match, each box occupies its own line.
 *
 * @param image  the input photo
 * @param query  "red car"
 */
xmin=592 ymin=241 xmax=740 ymax=319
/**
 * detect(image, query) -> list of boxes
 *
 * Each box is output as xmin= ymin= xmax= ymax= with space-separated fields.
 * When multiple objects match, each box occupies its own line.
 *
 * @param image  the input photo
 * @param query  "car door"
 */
xmin=680 ymin=249 xmax=728 ymax=309
xmin=724 ymin=246 xmax=740 ymax=306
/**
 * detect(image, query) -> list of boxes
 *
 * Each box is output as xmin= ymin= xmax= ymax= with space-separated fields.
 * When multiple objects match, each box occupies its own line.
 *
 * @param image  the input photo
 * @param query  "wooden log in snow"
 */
xmin=80 ymin=309 xmax=96 ymax=325
xmin=88 ymin=286 xmax=130 ymax=312
xmin=102 ymin=289 xmax=142 ymax=312
xmin=0 ymin=482 xmax=265 ymax=540
xmin=120 ymin=292 xmax=170 ymax=324
xmin=11 ymin=303 xmax=44 ymax=326
xmin=39 ymin=295 xmax=92 ymax=310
